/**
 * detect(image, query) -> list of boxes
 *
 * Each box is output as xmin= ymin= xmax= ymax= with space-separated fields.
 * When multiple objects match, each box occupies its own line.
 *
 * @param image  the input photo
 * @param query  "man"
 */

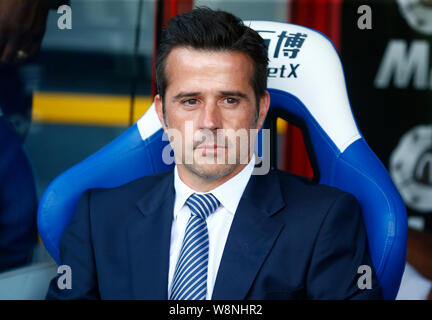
xmin=46 ymin=8 xmax=382 ymax=300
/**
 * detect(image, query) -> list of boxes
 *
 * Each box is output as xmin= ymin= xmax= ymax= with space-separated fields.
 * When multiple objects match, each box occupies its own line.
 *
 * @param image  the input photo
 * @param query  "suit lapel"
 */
xmin=211 ymin=169 xmax=285 ymax=300
xmin=127 ymin=171 xmax=175 ymax=299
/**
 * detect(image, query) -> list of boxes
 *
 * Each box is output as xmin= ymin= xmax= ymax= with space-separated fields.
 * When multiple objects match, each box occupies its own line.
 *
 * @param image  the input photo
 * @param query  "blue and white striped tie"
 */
xmin=170 ymin=193 xmax=220 ymax=300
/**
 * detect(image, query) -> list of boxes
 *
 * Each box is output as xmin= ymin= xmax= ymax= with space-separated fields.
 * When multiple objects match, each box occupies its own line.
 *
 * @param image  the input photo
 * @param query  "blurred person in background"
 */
xmin=397 ymin=228 xmax=432 ymax=300
xmin=0 ymin=0 xmax=68 ymax=272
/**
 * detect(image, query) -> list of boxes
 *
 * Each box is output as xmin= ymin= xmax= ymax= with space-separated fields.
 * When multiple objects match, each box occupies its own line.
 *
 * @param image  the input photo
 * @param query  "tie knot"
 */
xmin=185 ymin=193 xmax=220 ymax=220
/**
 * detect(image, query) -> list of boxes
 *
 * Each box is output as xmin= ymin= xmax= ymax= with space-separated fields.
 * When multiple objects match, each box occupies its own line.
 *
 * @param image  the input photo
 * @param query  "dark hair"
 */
xmin=156 ymin=7 xmax=269 ymax=123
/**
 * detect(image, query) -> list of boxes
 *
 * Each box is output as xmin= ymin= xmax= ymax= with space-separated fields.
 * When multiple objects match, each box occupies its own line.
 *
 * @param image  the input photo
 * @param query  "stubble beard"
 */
xmin=183 ymin=161 xmax=239 ymax=181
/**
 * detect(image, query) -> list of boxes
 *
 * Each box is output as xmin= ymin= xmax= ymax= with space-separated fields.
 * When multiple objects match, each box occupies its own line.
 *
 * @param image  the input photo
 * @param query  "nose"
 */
xmin=198 ymin=101 xmax=222 ymax=131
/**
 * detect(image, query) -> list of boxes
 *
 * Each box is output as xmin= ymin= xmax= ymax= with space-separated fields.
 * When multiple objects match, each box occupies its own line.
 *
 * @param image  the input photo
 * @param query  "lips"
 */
xmin=195 ymin=145 xmax=225 ymax=150
xmin=195 ymin=144 xmax=227 ymax=155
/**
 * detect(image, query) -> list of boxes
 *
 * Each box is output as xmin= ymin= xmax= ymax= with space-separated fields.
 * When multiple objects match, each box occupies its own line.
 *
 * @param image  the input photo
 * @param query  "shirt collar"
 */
xmin=173 ymin=153 xmax=256 ymax=219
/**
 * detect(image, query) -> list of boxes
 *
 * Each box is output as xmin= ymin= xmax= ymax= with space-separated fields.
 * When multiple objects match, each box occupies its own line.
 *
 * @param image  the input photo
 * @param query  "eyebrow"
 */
xmin=219 ymin=91 xmax=249 ymax=99
xmin=172 ymin=92 xmax=201 ymax=101
xmin=172 ymin=91 xmax=249 ymax=101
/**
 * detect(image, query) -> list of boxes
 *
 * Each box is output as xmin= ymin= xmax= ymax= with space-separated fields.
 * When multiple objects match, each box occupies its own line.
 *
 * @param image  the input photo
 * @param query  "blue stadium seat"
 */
xmin=37 ymin=21 xmax=407 ymax=300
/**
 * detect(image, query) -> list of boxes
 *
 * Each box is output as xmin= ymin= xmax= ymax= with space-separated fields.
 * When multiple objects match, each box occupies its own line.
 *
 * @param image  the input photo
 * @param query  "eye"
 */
xmin=223 ymin=97 xmax=238 ymax=105
xmin=182 ymin=98 xmax=199 ymax=106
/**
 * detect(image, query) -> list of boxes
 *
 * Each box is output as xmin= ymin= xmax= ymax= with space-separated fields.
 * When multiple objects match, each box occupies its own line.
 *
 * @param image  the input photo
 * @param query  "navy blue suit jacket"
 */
xmin=46 ymin=168 xmax=382 ymax=299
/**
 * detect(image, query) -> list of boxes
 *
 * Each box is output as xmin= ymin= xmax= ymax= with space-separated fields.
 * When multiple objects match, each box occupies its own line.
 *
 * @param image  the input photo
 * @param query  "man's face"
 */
xmin=155 ymin=47 xmax=269 ymax=180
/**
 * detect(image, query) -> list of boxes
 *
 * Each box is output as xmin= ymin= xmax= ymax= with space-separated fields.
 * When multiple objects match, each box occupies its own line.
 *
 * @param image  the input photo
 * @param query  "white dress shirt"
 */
xmin=168 ymin=154 xmax=256 ymax=300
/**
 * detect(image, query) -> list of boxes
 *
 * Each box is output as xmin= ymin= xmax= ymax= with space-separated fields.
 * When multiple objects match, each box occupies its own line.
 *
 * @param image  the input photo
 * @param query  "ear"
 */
xmin=256 ymin=90 xmax=270 ymax=131
xmin=154 ymin=94 xmax=168 ymax=131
